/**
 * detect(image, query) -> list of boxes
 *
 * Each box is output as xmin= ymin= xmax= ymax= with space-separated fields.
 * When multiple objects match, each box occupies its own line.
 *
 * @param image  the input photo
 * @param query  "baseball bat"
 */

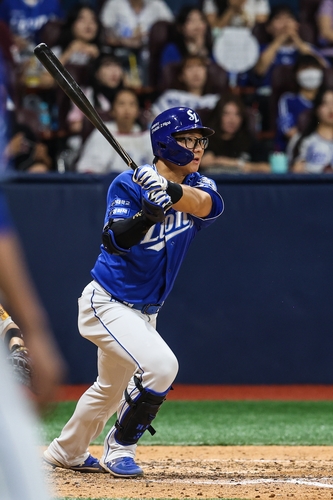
xmin=33 ymin=43 xmax=139 ymax=170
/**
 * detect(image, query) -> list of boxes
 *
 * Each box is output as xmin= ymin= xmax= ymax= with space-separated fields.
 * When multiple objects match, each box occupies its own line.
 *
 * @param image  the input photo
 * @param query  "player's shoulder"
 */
xmin=184 ymin=171 xmax=218 ymax=192
xmin=110 ymin=169 xmax=134 ymax=187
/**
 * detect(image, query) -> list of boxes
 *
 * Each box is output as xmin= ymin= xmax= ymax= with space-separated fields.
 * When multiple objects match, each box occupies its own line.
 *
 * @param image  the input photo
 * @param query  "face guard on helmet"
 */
xmin=150 ymin=107 xmax=215 ymax=166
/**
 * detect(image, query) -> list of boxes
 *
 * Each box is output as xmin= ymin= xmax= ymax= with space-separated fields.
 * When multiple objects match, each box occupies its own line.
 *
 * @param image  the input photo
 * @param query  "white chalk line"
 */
xmin=147 ymin=478 xmax=333 ymax=489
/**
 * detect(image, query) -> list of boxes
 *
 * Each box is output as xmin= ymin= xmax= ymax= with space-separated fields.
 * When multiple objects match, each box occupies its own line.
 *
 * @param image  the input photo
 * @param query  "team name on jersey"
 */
xmin=141 ymin=212 xmax=193 ymax=251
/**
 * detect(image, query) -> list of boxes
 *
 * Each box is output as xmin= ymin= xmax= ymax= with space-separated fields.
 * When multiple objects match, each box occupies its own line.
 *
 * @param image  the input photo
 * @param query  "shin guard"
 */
xmin=114 ymin=376 xmax=168 ymax=446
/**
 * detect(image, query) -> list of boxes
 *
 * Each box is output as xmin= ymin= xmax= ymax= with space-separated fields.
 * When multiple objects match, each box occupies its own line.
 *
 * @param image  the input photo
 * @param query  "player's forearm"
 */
xmin=172 ymin=185 xmax=212 ymax=218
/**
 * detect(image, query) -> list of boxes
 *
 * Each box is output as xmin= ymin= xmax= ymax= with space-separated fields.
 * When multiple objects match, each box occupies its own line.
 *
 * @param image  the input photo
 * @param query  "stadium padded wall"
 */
xmin=1 ymin=173 xmax=333 ymax=384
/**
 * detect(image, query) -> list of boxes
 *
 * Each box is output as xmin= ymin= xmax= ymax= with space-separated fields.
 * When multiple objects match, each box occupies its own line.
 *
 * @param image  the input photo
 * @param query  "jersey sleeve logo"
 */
xmin=195 ymin=176 xmax=218 ymax=191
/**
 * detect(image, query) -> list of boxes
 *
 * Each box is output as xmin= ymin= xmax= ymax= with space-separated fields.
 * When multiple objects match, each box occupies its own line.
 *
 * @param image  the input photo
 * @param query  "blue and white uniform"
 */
xmin=93 ymin=170 xmax=222 ymax=306
xmin=46 ymin=106 xmax=223 ymax=476
xmin=47 ymin=169 xmax=223 ymax=468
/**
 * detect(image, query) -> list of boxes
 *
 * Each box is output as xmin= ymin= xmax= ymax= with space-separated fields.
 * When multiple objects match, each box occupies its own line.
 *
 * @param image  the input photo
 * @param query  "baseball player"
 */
xmin=43 ymin=106 xmax=224 ymax=477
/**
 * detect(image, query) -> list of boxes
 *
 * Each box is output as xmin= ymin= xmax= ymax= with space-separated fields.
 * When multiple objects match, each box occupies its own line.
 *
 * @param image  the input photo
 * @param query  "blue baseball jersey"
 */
xmin=91 ymin=170 xmax=223 ymax=306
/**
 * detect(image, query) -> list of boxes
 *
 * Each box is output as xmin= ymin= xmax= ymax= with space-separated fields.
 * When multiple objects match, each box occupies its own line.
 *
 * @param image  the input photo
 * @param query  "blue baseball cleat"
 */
xmin=43 ymin=449 xmax=105 ymax=472
xmin=101 ymin=457 xmax=143 ymax=477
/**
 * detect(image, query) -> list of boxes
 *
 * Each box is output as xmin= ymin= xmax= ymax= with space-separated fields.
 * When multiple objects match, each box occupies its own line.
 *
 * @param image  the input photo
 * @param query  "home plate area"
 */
xmin=42 ymin=445 xmax=333 ymax=499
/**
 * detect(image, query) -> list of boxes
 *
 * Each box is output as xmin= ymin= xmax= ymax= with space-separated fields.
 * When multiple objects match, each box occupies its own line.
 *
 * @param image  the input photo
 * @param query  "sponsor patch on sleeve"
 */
xmin=112 ymin=198 xmax=131 ymax=206
xmin=110 ymin=207 xmax=130 ymax=217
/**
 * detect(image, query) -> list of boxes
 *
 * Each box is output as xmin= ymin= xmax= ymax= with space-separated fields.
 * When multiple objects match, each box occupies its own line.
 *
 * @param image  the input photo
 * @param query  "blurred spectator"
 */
xmin=202 ymin=0 xmax=270 ymax=31
xmin=254 ymin=5 xmax=324 ymax=92
xmin=317 ymin=0 xmax=333 ymax=63
xmin=151 ymin=55 xmax=220 ymax=118
xmin=289 ymin=87 xmax=333 ymax=173
xmin=160 ymin=6 xmax=213 ymax=68
xmin=67 ymin=53 xmax=125 ymax=134
xmin=200 ymin=94 xmax=270 ymax=172
xmin=0 ymin=0 xmax=63 ymax=62
xmin=4 ymin=123 xmax=52 ymax=172
xmin=100 ymin=0 xmax=174 ymax=85
xmin=276 ymin=54 xmax=325 ymax=151
xmin=76 ymin=88 xmax=152 ymax=173
xmin=62 ymin=52 xmax=125 ymax=168
xmin=39 ymin=3 xmax=104 ymax=88
xmin=0 ymin=72 xmax=52 ymax=173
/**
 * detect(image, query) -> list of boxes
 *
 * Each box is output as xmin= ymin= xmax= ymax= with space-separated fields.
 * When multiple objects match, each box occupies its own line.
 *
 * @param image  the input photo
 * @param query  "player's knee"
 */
xmin=153 ymin=351 xmax=179 ymax=389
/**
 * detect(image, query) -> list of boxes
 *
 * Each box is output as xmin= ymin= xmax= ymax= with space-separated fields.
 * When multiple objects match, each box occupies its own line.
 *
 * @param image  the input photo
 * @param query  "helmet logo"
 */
xmin=187 ymin=110 xmax=199 ymax=123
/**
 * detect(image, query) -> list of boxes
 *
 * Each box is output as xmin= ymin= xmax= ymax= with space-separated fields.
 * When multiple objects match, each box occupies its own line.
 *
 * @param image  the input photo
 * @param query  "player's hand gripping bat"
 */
xmin=33 ymin=43 xmax=139 ymax=170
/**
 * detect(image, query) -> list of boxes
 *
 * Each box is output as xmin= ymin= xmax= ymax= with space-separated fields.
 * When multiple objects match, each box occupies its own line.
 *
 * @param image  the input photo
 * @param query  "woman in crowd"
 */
xmin=276 ymin=54 xmax=325 ymax=151
xmin=76 ymin=87 xmax=152 ymax=174
xmin=67 ymin=53 xmax=125 ymax=134
xmin=200 ymin=94 xmax=270 ymax=173
xmin=160 ymin=6 xmax=213 ymax=70
xmin=289 ymin=87 xmax=333 ymax=173
xmin=39 ymin=3 xmax=104 ymax=87
xmin=151 ymin=55 xmax=221 ymax=119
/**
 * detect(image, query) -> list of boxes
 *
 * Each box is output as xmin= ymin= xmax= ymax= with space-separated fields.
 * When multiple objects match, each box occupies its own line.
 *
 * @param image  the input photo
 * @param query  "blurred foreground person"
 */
xmin=0 ymin=185 xmax=65 ymax=499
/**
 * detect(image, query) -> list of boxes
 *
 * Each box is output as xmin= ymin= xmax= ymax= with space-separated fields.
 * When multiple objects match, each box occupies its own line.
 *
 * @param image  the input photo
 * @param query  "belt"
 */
xmin=110 ymin=295 xmax=163 ymax=315
xmin=132 ymin=303 xmax=163 ymax=315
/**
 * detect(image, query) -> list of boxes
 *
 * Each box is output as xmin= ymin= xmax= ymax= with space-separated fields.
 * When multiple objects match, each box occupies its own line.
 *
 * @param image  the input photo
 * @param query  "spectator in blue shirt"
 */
xmin=0 ymin=0 xmax=64 ymax=61
xmin=160 ymin=6 xmax=213 ymax=70
xmin=253 ymin=4 xmax=323 ymax=92
xmin=276 ymin=54 xmax=325 ymax=151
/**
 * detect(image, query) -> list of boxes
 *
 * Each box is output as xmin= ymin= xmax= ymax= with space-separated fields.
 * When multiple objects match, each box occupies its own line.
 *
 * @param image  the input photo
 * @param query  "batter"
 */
xmin=44 ymin=106 xmax=224 ymax=477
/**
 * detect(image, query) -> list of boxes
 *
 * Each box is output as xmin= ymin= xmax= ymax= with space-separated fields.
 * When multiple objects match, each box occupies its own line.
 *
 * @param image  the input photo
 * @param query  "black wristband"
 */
xmin=166 ymin=181 xmax=183 ymax=204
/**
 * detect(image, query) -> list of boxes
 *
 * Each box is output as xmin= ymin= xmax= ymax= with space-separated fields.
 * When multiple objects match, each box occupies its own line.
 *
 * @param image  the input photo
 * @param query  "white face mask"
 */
xmin=297 ymin=68 xmax=323 ymax=90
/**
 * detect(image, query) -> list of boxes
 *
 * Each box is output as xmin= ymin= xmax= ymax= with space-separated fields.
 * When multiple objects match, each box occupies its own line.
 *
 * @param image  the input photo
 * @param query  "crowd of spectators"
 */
xmin=1 ymin=0 xmax=333 ymax=175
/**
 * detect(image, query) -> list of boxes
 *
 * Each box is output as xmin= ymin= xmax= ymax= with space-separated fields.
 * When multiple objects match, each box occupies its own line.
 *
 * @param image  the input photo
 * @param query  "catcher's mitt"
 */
xmin=7 ymin=345 xmax=33 ymax=390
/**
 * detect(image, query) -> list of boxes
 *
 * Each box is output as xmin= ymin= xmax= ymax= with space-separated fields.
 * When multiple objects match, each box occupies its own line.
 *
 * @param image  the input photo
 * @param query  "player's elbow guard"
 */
xmin=102 ymin=227 xmax=130 ymax=255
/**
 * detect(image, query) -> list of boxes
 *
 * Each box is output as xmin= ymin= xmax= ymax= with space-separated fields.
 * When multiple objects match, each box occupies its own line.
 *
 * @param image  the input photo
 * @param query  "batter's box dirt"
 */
xmin=42 ymin=445 xmax=333 ymax=499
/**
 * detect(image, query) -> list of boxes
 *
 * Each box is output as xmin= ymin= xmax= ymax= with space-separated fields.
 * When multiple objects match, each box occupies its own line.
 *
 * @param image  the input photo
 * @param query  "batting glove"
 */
xmin=142 ymin=189 xmax=171 ymax=223
xmin=133 ymin=164 xmax=168 ymax=193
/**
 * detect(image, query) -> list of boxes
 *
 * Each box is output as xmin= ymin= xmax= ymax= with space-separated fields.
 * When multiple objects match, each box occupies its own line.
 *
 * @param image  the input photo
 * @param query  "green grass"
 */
xmin=40 ymin=400 xmax=333 ymax=446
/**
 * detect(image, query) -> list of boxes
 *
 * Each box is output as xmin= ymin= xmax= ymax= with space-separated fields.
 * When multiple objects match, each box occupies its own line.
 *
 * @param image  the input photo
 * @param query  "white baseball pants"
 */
xmin=48 ymin=280 xmax=178 ymax=465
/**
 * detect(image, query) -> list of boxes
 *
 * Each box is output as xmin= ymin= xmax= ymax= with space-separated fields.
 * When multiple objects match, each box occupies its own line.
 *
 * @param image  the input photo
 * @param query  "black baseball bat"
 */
xmin=33 ymin=43 xmax=139 ymax=170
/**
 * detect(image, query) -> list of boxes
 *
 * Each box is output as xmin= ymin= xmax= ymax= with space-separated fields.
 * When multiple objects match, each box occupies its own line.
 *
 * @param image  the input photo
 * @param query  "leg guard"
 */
xmin=114 ymin=376 xmax=168 ymax=446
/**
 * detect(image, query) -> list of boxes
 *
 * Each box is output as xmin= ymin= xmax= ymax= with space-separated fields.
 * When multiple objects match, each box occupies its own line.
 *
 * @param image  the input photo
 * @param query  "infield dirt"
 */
xmin=43 ymin=445 xmax=333 ymax=499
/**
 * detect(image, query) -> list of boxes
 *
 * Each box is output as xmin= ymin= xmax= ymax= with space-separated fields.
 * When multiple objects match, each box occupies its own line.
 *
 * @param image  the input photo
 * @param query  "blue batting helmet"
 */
xmin=150 ymin=107 xmax=214 ymax=166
